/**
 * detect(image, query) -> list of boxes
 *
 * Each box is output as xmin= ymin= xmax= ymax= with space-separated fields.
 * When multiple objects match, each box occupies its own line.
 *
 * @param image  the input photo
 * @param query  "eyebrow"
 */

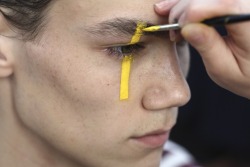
xmin=85 ymin=18 xmax=168 ymax=38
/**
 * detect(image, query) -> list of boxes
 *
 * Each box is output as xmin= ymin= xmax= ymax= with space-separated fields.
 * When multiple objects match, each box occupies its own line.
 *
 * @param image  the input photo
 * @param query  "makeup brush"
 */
xmin=143 ymin=14 xmax=250 ymax=32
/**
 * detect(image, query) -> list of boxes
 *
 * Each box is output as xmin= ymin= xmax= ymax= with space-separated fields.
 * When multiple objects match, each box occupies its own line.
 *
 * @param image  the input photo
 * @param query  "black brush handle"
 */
xmin=203 ymin=14 xmax=250 ymax=26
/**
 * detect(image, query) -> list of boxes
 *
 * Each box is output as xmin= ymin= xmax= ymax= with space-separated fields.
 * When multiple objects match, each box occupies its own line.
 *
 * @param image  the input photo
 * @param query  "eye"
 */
xmin=104 ymin=43 xmax=145 ymax=59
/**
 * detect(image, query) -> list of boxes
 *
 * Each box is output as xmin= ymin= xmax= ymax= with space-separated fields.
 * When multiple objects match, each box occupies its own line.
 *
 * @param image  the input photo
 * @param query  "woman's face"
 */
xmin=12 ymin=0 xmax=190 ymax=166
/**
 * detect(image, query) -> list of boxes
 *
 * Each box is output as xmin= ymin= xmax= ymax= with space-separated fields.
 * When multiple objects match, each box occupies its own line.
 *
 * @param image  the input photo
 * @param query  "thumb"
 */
xmin=181 ymin=23 xmax=239 ymax=86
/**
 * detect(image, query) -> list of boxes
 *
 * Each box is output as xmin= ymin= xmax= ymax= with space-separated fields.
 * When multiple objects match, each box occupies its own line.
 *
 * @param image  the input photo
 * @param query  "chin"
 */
xmin=134 ymin=149 xmax=163 ymax=167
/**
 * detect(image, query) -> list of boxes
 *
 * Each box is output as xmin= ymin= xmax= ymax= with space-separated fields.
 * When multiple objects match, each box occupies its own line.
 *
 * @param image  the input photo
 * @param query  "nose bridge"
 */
xmin=141 ymin=46 xmax=191 ymax=111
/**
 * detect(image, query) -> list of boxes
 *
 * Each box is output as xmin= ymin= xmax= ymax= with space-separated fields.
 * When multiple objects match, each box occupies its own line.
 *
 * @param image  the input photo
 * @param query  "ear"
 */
xmin=0 ymin=51 xmax=13 ymax=77
xmin=0 ymin=11 xmax=15 ymax=78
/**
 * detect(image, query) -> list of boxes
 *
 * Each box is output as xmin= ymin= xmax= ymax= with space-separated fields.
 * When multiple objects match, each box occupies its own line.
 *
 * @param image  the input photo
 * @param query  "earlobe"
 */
xmin=0 ymin=51 xmax=13 ymax=77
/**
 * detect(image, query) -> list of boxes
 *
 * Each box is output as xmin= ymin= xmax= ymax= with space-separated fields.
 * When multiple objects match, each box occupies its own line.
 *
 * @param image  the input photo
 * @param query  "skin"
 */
xmin=0 ymin=0 xmax=190 ymax=167
xmin=155 ymin=0 xmax=250 ymax=99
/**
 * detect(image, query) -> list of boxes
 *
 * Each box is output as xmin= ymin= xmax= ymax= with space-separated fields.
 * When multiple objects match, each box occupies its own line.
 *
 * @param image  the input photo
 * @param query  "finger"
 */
xmin=181 ymin=23 xmax=240 ymax=86
xmin=154 ymin=0 xmax=180 ymax=16
xmin=168 ymin=0 xmax=189 ymax=24
xmin=226 ymin=22 xmax=250 ymax=60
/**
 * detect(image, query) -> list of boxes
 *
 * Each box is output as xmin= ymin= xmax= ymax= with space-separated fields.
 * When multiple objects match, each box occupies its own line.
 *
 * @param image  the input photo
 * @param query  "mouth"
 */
xmin=131 ymin=129 xmax=170 ymax=148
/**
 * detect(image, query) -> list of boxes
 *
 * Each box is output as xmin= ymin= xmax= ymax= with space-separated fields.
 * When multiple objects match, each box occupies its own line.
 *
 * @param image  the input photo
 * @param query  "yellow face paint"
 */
xmin=120 ymin=22 xmax=146 ymax=100
xmin=142 ymin=25 xmax=161 ymax=32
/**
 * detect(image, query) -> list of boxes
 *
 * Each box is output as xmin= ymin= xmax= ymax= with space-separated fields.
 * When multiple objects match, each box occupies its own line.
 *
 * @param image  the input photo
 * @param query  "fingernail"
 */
xmin=155 ymin=0 xmax=178 ymax=10
xmin=182 ymin=24 xmax=206 ymax=45
xmin=154 ymin=1 xmax=168 ymax=10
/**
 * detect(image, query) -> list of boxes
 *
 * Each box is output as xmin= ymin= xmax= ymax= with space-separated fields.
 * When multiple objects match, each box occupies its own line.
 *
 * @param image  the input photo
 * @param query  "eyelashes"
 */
xmin=104 ymin=43 xmax=145 ymax=59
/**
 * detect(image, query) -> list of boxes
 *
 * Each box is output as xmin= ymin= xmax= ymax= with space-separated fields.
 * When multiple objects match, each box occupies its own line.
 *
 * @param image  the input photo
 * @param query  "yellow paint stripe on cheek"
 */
xmin=120 ymin=22 xmax=146 ymax=100
xmin=120 ymin=55 xmax=133 ymax=100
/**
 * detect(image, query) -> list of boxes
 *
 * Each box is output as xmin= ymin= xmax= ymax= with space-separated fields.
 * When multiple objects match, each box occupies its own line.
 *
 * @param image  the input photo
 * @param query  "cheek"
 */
xmin=21 ymin=38 xmax=121 ymax=110
xmin=12 ymin=37 xmax=125 ymax=155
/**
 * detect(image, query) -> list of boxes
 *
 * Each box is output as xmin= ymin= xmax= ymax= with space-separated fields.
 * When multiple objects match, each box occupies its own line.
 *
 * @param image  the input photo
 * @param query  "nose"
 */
xmin=141 ymin=45 xmax=191 ymax=111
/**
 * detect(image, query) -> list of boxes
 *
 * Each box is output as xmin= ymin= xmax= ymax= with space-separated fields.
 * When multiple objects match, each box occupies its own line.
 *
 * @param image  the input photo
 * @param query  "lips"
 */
xmin=131 ymin=130 xmax=170 ymax=148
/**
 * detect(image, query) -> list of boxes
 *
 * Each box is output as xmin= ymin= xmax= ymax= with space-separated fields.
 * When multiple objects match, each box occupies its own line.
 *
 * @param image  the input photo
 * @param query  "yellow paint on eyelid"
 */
xmin=120 ymin=22 xmax=146 ymax=100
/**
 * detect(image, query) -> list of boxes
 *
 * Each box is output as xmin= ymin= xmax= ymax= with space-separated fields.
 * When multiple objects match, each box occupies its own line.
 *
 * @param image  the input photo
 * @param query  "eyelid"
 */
xmin=103 ymin=42 xmax=145 ymax=59
xmin=101 ymin=42 xmax=144 ymax=48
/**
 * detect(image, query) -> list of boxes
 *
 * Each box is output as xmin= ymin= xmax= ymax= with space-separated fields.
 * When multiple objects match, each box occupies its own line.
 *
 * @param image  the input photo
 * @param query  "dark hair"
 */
xmin=0 ymin=0 xmax=52 ymax=40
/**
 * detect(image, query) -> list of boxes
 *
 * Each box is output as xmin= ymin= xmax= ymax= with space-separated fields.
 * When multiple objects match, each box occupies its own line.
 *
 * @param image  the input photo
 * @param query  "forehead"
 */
xmin=49 ymin=0 xmax=163 ymax=25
